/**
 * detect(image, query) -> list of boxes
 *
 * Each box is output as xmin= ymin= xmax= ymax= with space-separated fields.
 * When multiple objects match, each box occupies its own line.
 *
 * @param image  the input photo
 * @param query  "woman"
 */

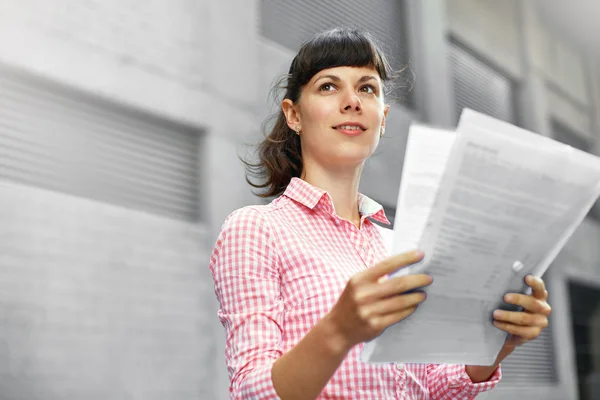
xmin=210 ymin=27 xmax=552 ymax=399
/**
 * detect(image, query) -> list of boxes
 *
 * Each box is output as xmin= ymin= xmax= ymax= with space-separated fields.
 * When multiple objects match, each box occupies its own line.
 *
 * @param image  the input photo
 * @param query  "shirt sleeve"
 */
xmin=209 ymin=207 xmax=283 ymax=400
xmin=427 ymin=363 xmax=502 ymax=399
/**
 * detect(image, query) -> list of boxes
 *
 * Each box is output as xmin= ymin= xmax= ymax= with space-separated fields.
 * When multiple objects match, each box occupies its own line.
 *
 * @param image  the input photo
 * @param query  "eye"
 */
xmin=319 ymin=83 xmax=336 ymax=92
xmin=360 ymin=85 xmax=377 ymax=94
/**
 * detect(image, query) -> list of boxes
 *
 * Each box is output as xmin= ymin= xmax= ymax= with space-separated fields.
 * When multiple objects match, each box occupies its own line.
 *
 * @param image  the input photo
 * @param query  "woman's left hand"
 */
xmin=492 ymin=275 xmax=552 ymax=347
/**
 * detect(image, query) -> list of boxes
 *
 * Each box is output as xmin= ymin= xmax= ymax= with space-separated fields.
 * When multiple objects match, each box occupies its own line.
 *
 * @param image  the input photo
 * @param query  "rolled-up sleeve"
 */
xmin=427 ymin=363 xmax=502 ymax=399
xmin=209 ymin=208 xmax=283 ymax=400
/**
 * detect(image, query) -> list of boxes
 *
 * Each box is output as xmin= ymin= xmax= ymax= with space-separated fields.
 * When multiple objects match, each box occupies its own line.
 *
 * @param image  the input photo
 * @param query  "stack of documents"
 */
xmin=361 ymin=109 xmax=600 ymax=366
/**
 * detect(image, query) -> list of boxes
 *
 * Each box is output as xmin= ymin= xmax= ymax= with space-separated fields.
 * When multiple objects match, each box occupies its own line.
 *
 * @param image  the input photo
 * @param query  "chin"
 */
xmin=329 ymin=147 xmax=376 ymax=168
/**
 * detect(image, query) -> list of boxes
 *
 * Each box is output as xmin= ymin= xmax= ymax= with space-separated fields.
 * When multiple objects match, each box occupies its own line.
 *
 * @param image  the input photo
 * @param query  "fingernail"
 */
xmin=493 ymin=310 xmax=504 ymax=319
xmin=505 ymin=294 xmax=514 ymax=303
xmin=414 ymin=250 xmax=424 ymax=257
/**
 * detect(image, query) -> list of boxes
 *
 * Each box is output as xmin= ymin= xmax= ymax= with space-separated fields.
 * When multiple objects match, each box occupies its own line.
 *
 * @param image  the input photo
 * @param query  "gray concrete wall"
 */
xmin=0 ymin=0 xmax=261 ymax=398
xmin=0 ymin=180 xmax=210 ymax=399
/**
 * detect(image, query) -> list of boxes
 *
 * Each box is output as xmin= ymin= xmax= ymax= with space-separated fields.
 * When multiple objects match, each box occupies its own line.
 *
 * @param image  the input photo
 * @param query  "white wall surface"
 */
xmin=547 ymin=88 xmax=593 ymax=140
xmin=446 ymin=0 xmax=523 ymax=79
xmin=0 ymin=0 xmax=260 ymax=140
xmin=0 ymin=0 xmax=264 ymax=398
xmin=521 ymin=2 xmax=590 ymax=108
xmin=591 ymin=63 xmax=600 ymax=142
xmin=448 ymin=0 xmax=594 ymax=137
xmin=549 ymin=35 xmax=589 ymax=106
xmin=0 ymin=180 xmax=210 ymax=399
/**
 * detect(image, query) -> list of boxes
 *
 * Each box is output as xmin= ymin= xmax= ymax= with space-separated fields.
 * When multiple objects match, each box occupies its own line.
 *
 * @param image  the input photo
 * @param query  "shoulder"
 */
xmin=210 ymin=204 xmax=282 ymax=276
xmin=215 ymin=202 xmax=289 ymax=251
xmin=220 ymin=195 xmax=291 ymax=232
xmin=220 ymin=204 xmax=277 ymax=233
xmin=222 ymin=205 xmax=263 ymax=225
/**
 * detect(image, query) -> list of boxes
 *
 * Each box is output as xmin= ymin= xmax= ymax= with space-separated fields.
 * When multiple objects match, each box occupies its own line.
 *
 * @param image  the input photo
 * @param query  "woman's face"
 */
xmin=283 ymin=66 xmax=389 ymax=172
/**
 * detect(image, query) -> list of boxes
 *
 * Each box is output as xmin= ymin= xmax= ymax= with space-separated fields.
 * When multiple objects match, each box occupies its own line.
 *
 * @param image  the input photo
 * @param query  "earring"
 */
xmin=294 ymin=126 xmax=301 ymax=135
xmin=380 ymin=126 xmax=385 ymax=138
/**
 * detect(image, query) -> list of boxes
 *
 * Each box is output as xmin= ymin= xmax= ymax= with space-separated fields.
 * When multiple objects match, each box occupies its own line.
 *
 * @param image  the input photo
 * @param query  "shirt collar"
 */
xmin=282 ymin=177 xmax=391 ymax=225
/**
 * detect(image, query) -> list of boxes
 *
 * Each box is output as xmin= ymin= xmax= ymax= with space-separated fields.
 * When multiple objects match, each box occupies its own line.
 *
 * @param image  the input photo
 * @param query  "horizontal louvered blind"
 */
xmin=450 ymin=42 xmax=516 ymax=125
xmin=260 ymin=0 xmax=412 ymax=106
xmin=500 ymin=321 xmax=558 ymax=385
xmin=0 ymin=66 xmax=200 ymax=222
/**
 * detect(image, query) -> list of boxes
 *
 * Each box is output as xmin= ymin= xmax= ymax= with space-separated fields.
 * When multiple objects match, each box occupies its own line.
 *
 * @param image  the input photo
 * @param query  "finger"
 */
xmin=493 ymin=309 xmax=549 ymax=328
xmin=354 ymin=274 xmax=432 ymax=304
xmin=525 ymin=275 xmax=547 ymax=300
xmin=375 ymin=306 xmax=419 ymax=330
xmin=360 ymin=250 xmax=424 ymax=282
xmin=376 ymin=273 xmax=432 ymax=297
xmin=492 ymin=321 xmax=542 ymax=341
xmin=504 ymin=293 xmax=552 ymax=316
xmin=361 ymin=292 xmax=427 ymax=317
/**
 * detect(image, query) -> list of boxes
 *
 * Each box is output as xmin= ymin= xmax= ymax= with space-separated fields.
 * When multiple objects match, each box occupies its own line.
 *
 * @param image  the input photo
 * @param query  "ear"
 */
xmin=381 ymin=104 xmax=390 ymax=128
xmin=282 ymin=99 xmax=301 ymax=130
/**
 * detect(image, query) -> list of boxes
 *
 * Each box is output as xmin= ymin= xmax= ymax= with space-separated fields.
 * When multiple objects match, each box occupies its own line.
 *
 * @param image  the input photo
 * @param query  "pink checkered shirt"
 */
xmin=210 ymin=177 xmax=501 ymax=399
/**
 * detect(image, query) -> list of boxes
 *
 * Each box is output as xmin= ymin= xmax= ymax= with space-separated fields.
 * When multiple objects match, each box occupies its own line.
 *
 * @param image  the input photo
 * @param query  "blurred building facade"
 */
xmin=0 ymin=0 xmax=599 ymax=399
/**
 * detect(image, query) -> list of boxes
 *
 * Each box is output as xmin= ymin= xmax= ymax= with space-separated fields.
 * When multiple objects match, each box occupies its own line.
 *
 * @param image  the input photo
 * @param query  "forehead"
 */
xmin=311 ymin=66 xmax=381 ymax=81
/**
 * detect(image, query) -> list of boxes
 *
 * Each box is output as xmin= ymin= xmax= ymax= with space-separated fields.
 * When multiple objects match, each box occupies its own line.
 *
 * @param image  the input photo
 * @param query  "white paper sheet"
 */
xmin=362 ymin=109 xmax=600 ymax=365
xmin=391 ymin=125 xmax=456 ymax=256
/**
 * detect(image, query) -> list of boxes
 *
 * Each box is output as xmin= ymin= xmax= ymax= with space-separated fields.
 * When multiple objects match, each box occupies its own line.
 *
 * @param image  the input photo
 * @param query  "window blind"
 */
xmin=449 ymin=42 xmax=516 ymax=125
xmin=0 ymin=66 xmax=201 ymax=222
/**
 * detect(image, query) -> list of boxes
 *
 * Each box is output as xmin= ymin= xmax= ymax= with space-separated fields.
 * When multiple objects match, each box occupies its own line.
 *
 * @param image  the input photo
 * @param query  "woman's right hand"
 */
xmin=324 ymin=250 xmax=432 ymax=350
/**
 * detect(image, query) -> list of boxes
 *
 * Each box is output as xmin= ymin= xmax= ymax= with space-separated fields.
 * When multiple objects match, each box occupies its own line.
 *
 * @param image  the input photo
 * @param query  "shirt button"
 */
xmin=396 ymin=363 xmax=404 ymax=371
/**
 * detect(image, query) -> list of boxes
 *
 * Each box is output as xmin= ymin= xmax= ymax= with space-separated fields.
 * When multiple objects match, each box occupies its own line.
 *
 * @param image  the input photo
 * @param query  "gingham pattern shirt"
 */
xmin=210 ymin=177 xmax=502 ymax=399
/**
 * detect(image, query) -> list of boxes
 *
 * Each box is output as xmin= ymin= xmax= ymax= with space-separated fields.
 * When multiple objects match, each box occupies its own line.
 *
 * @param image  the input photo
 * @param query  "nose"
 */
xmin=342 ymin=91 xmax=362 ymax=113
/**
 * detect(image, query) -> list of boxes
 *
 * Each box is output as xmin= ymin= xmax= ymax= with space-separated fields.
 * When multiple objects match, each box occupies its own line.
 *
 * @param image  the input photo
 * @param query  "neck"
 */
xmin=301 ymin=161 xmax=363 ymax=228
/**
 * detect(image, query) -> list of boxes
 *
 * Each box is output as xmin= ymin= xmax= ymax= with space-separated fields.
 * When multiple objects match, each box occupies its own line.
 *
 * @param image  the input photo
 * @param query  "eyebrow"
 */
xmin=314 ymin=74 xmax=379 ymax=85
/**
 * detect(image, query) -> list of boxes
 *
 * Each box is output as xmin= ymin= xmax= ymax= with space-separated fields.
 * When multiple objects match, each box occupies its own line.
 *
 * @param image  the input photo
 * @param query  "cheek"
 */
xmin=365 ymin=103 xmax=385 ymax=123
xmin=304 ymin=103 xmax=334 ymax=127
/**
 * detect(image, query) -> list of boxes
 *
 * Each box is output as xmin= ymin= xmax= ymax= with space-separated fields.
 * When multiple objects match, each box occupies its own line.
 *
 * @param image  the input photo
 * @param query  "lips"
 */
xmin=333 ymin=122 xmax=367 ymax=136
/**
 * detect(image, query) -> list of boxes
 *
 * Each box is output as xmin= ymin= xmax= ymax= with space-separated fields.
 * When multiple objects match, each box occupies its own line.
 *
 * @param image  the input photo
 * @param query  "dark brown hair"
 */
xmin=243 ymin=27 xmax=398 ymax=198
